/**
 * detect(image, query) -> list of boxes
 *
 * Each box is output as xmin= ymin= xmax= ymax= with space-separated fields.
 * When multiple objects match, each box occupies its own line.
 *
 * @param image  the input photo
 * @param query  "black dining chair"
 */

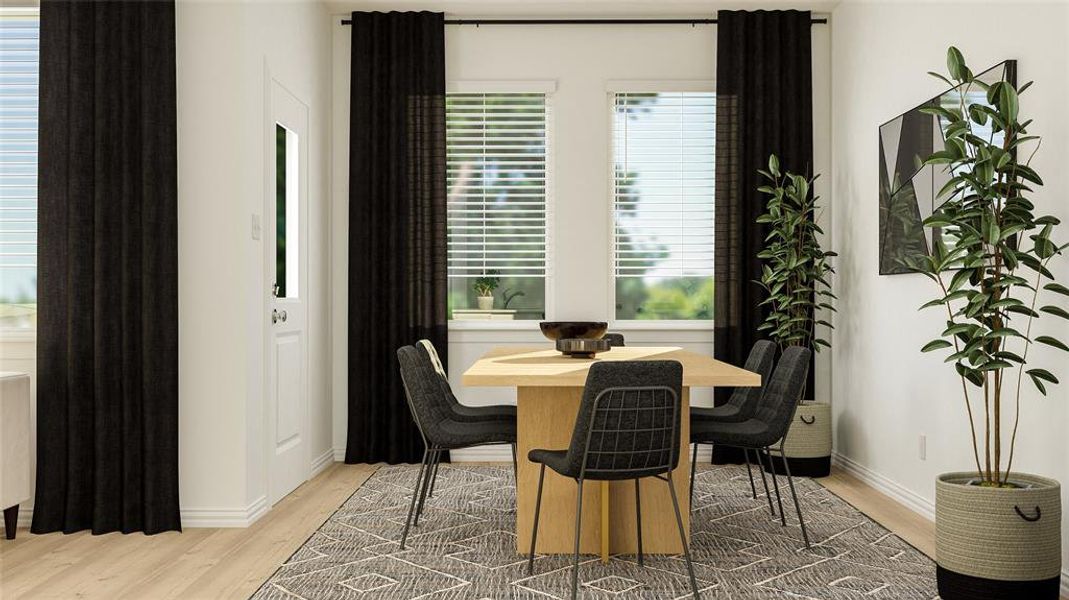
xmin=690 ymin=346 xmax=813 ymax=548
xmin=526 ymin=360 xmax=701 ymax=600
xmin=602 ymin=332 xmax=625 ymax=347
xmin=417 ymin=340 xmax=518 ymax=497
xmin=688 ymin=340 xmax=776 ymax=507
xmin=396 ymin=345 xmax=517 ymax=549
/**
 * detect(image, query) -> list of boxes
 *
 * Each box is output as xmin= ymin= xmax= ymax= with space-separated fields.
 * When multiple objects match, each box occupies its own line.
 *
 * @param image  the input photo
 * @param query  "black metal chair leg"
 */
xmin=427 ymin=452 xmax=442 ymax=498
xmin=400 ymin=449 xmax=431 ymax=549
xmin=511 ymin=443 xmax=518 ymax=482
xmin=780 ymin=443 xmax=810 ymax=548
xmin=689 ymin=443 xmax=699 ymax=506
xmin=754 ymin=449 xmax=775 ymax=516
xmin=765 ymin=447 xmax=787 ymax=526
xmin=743 ymin=448 xmax=757 ymax=499
xmin=527 ymin=464 xmax=546 ymax=575
xmin=635 ymin=479 xmax=644 ymax=567
xmin=413 ymin=449 xmax=438 ymax=527
xmin=571 ymin=478 xmax=585 ymax=600
xmin=666 ymin=473 xmax=701 ymax=599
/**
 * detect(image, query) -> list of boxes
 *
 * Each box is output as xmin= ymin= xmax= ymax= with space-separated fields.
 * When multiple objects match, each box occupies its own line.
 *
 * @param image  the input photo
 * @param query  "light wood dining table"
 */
xmin=462 ymin=345 xmax=761 ymax=559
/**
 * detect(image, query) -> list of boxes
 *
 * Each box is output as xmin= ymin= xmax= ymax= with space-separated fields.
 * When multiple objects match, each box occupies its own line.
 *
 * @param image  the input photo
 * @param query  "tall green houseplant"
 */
xmin=912 ymin=47 xmax=1067 ymax=600
xmin=910 ymin=48 xmax=1068 ymax=487
xmin=756 ymin=155 xmax=837 ymax=355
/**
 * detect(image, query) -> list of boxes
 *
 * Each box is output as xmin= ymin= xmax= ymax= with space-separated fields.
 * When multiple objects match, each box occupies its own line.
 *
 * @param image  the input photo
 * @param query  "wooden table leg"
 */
xmin=516 ymin=386 xmax=691 ymax=555
xmin=600 ymin=481 xmax=609 ymax=563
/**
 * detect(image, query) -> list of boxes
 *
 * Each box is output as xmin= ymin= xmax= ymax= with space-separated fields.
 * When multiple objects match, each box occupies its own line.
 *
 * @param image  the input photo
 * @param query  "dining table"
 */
xmin=461 ymin=345 xmax=761 ymax=559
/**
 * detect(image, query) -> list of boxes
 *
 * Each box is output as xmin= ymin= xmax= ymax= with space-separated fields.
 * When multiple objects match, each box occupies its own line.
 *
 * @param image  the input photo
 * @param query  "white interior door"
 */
xmin=266 ymin=78 xmax=310 ymax=506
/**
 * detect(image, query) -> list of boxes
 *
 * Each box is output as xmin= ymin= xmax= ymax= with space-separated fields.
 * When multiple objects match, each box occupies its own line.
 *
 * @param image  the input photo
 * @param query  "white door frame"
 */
xmin=263 ymin=63 xmax=311 ymax=506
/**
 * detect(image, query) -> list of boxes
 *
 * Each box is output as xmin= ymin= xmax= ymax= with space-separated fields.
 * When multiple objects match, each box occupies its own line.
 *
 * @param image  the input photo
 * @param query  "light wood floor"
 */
xmin=0 ymin=464 xmax=935 ymax=599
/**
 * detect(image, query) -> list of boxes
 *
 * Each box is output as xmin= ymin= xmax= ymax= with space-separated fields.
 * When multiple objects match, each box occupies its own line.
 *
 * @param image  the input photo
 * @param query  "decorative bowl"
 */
xmin=556 ymin=338 xmax=611 ymax=359
xmin=538 ymin=321 xmax=608 ymax=341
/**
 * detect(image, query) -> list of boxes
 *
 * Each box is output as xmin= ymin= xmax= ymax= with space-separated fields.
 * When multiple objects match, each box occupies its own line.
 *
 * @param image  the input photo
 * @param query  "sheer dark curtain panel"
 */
xmin=346 ymin=11 xmax=448 ymax=464
xmin=712 ymin=10 xmax=814 ymax=464
xmin=33 ymin=0 xmax=180 ymax=534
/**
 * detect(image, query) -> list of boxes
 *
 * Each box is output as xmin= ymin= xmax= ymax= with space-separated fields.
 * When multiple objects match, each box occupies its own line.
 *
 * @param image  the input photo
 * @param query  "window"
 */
xmin=446 ymin=92 xmax=548 ymax=321
xmin=0 ymin=11 xmax=39 ymax=329
xmin=612 ymin=91 xmax=715 ymax=321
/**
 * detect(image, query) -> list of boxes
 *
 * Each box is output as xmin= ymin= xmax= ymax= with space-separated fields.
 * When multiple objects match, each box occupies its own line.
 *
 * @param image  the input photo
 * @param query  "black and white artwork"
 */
xmin=878 ymin=60 xmax=1016 ymax=275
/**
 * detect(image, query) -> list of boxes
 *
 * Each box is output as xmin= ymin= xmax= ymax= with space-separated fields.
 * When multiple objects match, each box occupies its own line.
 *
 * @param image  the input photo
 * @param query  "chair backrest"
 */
xmin=397 ymin=345 xmax=454 ymax=446
xmin=724 ymin=340 xmax=776 ymax=418
xmin=564 ymin=360 xmax=684 ymax=479
xmin=602 ymin=333 xmax=625 ymax=347
xmin=753 ymin=346 xmax=812 ymax=443
xmin=416 ymin=338 xmax=460 ymax=407
xmin=417 ymin=339 xmax=447 ymax=376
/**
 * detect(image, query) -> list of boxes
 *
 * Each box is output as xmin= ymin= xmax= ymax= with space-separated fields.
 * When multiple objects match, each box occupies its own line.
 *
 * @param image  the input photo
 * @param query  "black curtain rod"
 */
xmin=340 ymin=17 xmax=828 ymax=26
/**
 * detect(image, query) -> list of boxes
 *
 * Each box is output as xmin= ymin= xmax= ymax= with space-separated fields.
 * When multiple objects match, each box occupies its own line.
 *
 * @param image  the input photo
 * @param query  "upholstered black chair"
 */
xmin=396 ymin=345 xmax=517 ymax=549
xmin=691 ymin=346 xmax=813 ymax=548
xmin=602 ymin=332 xmax=625 ymax=347
xmin=526 ymin=360 xmax=700 ymax=600
xmin=689 ymin=340 xmax=776 ymax=505
xmin=416 ymin=340 xmax=518 ymax=497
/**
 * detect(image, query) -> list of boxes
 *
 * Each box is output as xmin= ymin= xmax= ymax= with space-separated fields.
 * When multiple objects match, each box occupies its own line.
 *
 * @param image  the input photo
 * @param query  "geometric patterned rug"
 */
xmin=250 ymin=464 xmax=938 ymax=599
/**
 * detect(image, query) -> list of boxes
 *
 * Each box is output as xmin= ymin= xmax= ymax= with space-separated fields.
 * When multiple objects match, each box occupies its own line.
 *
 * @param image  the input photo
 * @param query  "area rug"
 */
xmin=251 ymin=464 xmax=938 ymax=599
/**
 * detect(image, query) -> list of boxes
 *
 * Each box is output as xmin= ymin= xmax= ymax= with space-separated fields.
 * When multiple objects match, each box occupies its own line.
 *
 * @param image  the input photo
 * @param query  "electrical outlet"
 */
xmin=251 ymin=213 xmax=262 ymax=240
xmin=919 ymin=434 xmax=927 ymax=461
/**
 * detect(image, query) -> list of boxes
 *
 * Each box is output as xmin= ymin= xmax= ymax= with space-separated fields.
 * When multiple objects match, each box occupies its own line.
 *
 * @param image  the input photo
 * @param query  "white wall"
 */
xmin=177 ymin=0 xmax=334 ymax=525
xmin=331 ymin=13 xmax=832 ymax=460
xmin=0 ymin=0 xmax=334 ymax=528
xmin=830 ymin=0 xmax=1069 ymax=576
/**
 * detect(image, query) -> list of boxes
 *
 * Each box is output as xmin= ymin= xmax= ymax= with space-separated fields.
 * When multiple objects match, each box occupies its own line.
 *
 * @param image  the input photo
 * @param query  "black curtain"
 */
xmin=33 ymin=0 xmax=180 ymax=534
xmin=712 ymin=10 xmax=813 ymax=464
xmin=346 ymin=12 xmax=448 ymax=465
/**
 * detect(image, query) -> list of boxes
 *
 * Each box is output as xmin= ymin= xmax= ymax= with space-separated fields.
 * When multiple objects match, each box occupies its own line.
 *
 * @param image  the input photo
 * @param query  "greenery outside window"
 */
xmin=446 ymin=92 xmax=548 ymax=321
xmin=0 ymin=11 xmax=39 ymax=330
xmin=612 ymin=91 xmax=716 ymax=321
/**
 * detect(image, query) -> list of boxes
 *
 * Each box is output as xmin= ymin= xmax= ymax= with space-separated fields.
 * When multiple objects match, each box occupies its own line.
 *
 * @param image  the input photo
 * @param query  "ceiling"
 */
xmin=323 ymin=0 xmax=840 ymax=18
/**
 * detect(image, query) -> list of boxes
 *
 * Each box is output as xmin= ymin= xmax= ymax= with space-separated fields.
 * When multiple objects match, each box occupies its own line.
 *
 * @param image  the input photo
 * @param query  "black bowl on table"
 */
xmin=538 ymin=321 xmax=608 ymax=341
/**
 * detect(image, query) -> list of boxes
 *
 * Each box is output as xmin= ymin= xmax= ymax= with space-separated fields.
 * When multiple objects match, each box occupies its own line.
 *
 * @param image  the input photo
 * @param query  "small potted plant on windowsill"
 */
xmin=755 ymin=155 xmax=837 ymax=477
xmin=909 ymin=47 xmax=1067 ymax=600
xmin=473 ymin=271 xmax=500 ymax=311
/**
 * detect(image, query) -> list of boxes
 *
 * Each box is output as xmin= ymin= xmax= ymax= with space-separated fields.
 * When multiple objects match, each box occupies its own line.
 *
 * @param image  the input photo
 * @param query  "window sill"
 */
xmin=448 ymin=320 xmax=542 ymax=332
xmin=610 ymin=320 xmax=714 ymax=332
xmin=0 ymin=329 xmax=36 ymax=343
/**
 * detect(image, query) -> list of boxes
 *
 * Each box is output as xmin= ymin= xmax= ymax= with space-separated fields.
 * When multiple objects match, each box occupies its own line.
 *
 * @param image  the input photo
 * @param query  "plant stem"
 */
xmin=934 ymin=272 xmax=985 ymax=480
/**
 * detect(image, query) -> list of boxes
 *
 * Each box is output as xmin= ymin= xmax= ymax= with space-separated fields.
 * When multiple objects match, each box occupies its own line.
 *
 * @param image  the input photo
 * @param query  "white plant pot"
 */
xmin=476 ymin=295 xmax=494 ymax=310
xmin=936 ymin=471 xmax=1062 ymax=599
xmin=760 ymin=401 xmax=832 ymax=477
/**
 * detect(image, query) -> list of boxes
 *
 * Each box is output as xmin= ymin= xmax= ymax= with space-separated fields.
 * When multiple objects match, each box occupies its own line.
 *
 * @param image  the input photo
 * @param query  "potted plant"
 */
xmin=755 ymin=155 xmax=837 ymax=477
xmin=910 ymin=47 xmax=1067 ymax=599
xmin=473 ymin=271 xmax=500 ymax=311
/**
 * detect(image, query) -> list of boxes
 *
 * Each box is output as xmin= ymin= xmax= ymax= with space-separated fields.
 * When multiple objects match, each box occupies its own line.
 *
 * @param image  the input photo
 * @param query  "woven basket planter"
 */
xmin=936 ymin=472 xmax=1062 ymax=599
xmin=759 ymin=401 xmax=831 ymax=478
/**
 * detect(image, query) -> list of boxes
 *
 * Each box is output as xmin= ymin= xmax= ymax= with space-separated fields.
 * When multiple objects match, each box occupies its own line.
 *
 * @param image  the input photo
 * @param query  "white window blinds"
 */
xmin=612 ymin=92 xmax=715 ymax=280
xmin=0 ymin=13 xmax=39 ymax=322
xmin=446 ymin=93 xmax=548 ymax=278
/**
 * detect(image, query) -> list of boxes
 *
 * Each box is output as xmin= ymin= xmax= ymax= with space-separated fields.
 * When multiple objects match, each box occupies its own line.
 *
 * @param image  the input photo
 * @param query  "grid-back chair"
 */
xmin=689 ymin=340 xmax=777 ymax=505
xmin=690 ymin=346 xmax=812 ymax=548
xmin=526 ymin=360 xmax=700 ymax=599
xmin=396 ymin=345 xmax=517 ymax=549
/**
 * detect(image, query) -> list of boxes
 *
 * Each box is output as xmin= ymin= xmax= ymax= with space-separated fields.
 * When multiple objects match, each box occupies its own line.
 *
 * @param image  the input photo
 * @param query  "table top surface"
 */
xmin=462 ymin=345 xmax=761 ymax=388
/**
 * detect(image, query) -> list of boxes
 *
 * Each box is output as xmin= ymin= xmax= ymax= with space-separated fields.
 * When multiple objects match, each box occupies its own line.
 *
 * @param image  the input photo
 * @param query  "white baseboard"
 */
xmin=333 ymin=446 xmax=346 ymax=462
xmin=831 ymin=451 xmax=935 ymax=521
xmin=182 ymin=495 xmax=268 ymax=528
xmin=449 ymin=444 xmax=714 ymax=463
xmin=832 ymin=451 xmax=1069 ymax=595
xmin=311 ymin=448 xmax=335 ymax=477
